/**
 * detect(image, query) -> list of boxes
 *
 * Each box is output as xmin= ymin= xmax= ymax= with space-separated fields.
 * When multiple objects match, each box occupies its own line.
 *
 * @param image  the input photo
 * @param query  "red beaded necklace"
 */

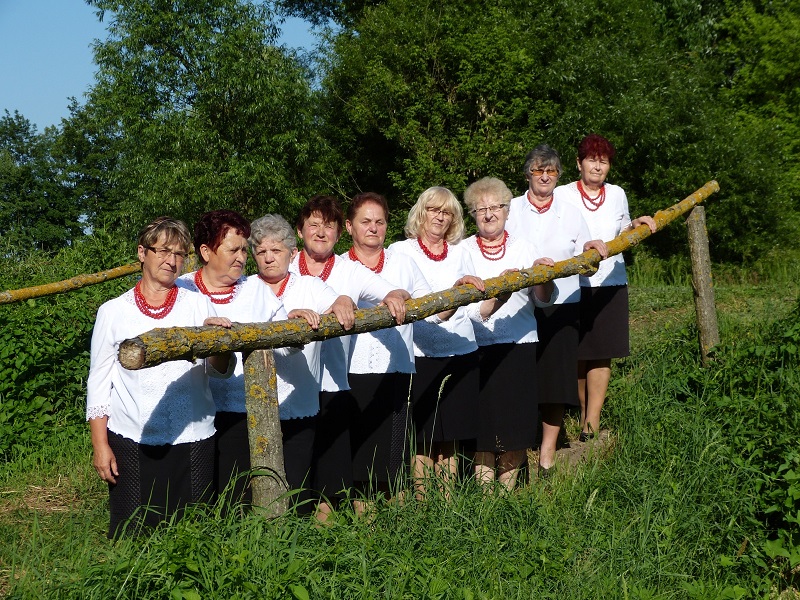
xmin=348 ymin=247 xmax=385 ymax=273
xmin=299 ymin=251 xmax=335 ymax=281
xmin=134 ymin=281 xmax=178 ymax=319
xmin=476 ymin=230 xmax=508 ymax=261
xmin=194 ymin=269 xmax=237 ymax=304
xmin=578 ymin=181 xmax=606 ymax=211
xmin=527 ymin=190 xmax=553 ymax=214
xmin=258 ymin=272 xmax=291 ymax=298
xmin=417 ymin=237 xmax=448 ymax=261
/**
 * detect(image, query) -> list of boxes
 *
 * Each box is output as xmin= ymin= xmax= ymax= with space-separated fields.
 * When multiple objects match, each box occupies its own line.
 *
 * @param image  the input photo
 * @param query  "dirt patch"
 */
xmin=0 ymin=476 xmax=80 ymax=516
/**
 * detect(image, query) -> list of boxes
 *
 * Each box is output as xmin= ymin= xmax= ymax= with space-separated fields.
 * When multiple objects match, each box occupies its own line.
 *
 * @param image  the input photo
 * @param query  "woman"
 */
xmin=462 ymin=177 xmax=556 ymax=490
xmin=179 ymin=209 xmax=288 ymax=507
xmin=506 ymin=145 xmax=607 ymax=476
xmin=389 ymin=186 xmax=484 ymax=492
xmin=554 ymin=134 xmax=656 ymax=441
xmin=87 ymin=216 xmax=232 ymax=537
xmin=290 ymin=195 xmax=409 ymax=519
xmin=249 ymin=213 xmax=353 ymax=512
xmin=343 ymin=192 xmax=432 ymax=501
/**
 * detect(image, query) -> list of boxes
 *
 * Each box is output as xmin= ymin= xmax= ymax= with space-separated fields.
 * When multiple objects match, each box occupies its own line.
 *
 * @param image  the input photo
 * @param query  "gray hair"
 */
xmin=403 ymin=186 xmax=465 ymax=244
xmin=523 ymin=144 xmax=563 ymax=179
xmin=463 ymin=177 xmax=513 ymax=213
xmin=249 ymin=214 xmax=297 ymax=251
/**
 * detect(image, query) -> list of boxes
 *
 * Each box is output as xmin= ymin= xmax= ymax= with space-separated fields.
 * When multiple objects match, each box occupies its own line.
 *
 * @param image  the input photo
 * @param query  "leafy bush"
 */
xmin=0 ymin=231 xmax=134 ymax=461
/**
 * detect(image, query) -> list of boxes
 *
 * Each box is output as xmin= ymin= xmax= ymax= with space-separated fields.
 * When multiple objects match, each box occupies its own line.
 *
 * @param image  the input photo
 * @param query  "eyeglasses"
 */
xmin=470 ymin=204 xmax=508 ymax=217
xmin=145 ymin=246 xmax=188 ymax=260
xmin=426 ymin=207 xmax=454 ymax=219
xmin=530 ymin=167 xmax=559 ymax=177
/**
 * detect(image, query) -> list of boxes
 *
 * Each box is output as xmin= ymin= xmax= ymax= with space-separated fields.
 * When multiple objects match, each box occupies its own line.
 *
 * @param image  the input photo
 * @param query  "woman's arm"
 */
xmin=90 ymin=416 xmax=118 ymax=484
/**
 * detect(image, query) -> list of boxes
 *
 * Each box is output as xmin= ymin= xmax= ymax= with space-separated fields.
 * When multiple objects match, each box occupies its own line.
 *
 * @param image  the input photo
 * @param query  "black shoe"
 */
xmin=578 ymin=431 xmax=595 ymax=443
xmin=538 ymin=465 xmax=552 ymax=479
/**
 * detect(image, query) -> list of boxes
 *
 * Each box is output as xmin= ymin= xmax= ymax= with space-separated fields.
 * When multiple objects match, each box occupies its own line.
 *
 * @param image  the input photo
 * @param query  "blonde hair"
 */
xmin=403 ymin=187 xmax=465 ymax=244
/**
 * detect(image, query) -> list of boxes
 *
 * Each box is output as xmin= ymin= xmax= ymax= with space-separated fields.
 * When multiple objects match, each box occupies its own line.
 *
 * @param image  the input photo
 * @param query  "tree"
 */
xmin=317 ymin=0 xmax=795 ymax=262
xmin=80 ymin=0 xmax=324 ymax=234
xmin=0 ymin=111 xmax=85 ymax=254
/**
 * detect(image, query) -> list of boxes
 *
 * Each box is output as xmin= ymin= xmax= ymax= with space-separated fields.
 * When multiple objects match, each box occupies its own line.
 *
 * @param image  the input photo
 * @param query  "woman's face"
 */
xmin=472 ymin=195 xmax=508 ymax=241
xmin=200 ymin=227 xmax=249 ymax=285
xmin=137 ymin=232 xmax=186 ymax=289
xmin=578 ymin=155 xmax=611 ymax=188
xmin=527 ymin=163 xmax=560 ymax=197
xmin=421 ymin=203 xmax=454 ymax=242
xmin=346 ymin=201 xmax=387 ymax=251
xmin=298 ymin=212 xmax=339 ymax=260
xmin=253 ymin=237 xmax=296 ymax=283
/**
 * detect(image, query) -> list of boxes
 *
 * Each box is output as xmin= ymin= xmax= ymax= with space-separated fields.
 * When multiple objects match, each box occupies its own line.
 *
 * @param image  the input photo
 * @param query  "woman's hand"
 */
xmin=454 ymin=275 xmax=485 ymax=292
xmin=325 ymin=295 xmax=356 ymax=330
xmin=380 ymin=289 xmax=410 ymax=325
xmin=93 ymin=442 xmax=119 ymax=484
xmin=533 ymin=257 xmax=555 ymax=267
xmin=288 ymin=308 xmax=321 ymax=330
xmin=583 ymin=239 xmax=608 ymax=259
xmin=204 ymin=317 xmax=232 ymax=328
xmin=630 ymin=216 xmax=657 ymax=233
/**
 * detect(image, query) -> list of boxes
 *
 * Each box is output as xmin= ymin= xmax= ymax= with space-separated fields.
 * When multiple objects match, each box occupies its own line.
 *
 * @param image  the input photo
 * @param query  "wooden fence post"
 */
xmin=243 ymin=349 xmax=289 ymax=514
xmin=687 ymin=206 xmax=720 ymax=364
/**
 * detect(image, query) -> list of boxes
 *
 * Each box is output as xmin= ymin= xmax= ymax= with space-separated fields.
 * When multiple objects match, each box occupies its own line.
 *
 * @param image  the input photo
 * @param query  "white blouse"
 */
xmin=289 ymin=254 xmax=397 ymax=392
xmin=554 ymin=181 xmax=631 ymax=287
xmin=86 ymin=287 xmax=229 ymax=445
xmin=273 ymin=274 xmax=340 ymax=419
xmin=462 ymin=233 xmax=556 ymax=346
xmin=388 ymin=238 xmax=478 ymax=358
xmin=343 ymin=248 xmax=432 ymax=375
xmin=178 ymin=273 xmax=288 ymax=413
xmin=506 ymin=194 xmax=592 ymax=304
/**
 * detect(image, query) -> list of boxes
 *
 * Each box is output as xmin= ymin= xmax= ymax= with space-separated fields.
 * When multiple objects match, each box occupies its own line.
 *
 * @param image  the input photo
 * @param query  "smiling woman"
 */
xmin=178 ymin=209 xmax=289 ymax=510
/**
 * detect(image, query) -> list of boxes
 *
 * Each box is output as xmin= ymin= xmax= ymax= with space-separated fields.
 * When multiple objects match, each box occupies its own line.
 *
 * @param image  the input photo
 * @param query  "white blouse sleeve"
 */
xmin=85 ymin=302 xmax=115 ymax=421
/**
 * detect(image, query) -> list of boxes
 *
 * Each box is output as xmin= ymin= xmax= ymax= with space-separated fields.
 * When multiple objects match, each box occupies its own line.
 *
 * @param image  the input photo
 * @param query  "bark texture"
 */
xmin=687 ymin=206 xmax=720 ymax=364
xmin=0 ymin=263 xmax=141 ymax=305
xmin=243 ymin=350 xmax=289 ymax=513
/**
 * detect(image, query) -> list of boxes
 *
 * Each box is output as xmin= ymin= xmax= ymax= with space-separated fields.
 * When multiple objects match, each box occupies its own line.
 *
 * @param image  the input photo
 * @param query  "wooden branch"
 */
xmin=118 ymin=181 xmax=720 ymax=370
xmin=0 ymin=262 xmax=141 ymax=305
xmin=687 ymin=206 xmax=720 ymax=363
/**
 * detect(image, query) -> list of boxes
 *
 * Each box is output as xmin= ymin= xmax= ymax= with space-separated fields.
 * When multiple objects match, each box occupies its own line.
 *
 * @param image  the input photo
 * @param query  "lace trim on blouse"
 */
xmin=86 ymin=404 xmax=111 ymax=421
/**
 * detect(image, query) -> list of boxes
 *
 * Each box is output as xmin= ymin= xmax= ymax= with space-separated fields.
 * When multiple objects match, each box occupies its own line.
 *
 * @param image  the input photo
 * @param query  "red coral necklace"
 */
xmin=134 ymin=281 xmax=178 ymax=319
xmin=418 ymin=238 xmax=448 ymax=261
xmin=194 ymin=269 xmax=237 ymax=304
xmin=299 ymin=252 xmax=335 ymax=281
xmin=578 ymin=181 xmax=606 ymax=211
xmin=258 ymin=272 xmax=291 ymax=298
xmin=348 ymin=247 xmax=385 ymax=273
xmin=476 ymin=231 xmax=508 ymax=261
xmin=527 ymin=190 xmax=553 ymax=214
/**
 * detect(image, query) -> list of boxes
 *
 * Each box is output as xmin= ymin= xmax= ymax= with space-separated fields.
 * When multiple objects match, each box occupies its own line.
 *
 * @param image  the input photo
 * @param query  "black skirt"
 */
xmin=534 ymin=303 xmax=580 ymax=407
xmin=214 ymin=411 xmax=252 ymax=506
xmin=281 ymin=415 xmax=317 ymax=513
xmin=411 ymin=352 xmax=479 ymax=449
xmin=107 ymin=430 xmax=214 ymax=538
xmin=349 ymin=372 xmax=412 ymax=486
xmin=311 ymin=390 xmax=358 ymax=500
xmin=578 ymin=285 xmax=631 ymax=360
xmin=476 ymin=343 xmax=538 ymax=453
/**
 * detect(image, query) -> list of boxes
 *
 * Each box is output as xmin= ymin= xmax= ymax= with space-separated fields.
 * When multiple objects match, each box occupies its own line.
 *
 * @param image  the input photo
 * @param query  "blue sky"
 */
xmin=0 ymin=1 xmax=316 ymax=131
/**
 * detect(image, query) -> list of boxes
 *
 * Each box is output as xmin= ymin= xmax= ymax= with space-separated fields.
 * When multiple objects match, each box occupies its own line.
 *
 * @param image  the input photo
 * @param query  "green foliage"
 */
xmin=0 ymin=231 xmax=134 ymax=461
xmin=0 ymin=111 xmax=86 ymax=253
xmin=76 ymin=0 xmax=324 ymax=237
xmin=318 ymin=0 xmax=796 ymax=262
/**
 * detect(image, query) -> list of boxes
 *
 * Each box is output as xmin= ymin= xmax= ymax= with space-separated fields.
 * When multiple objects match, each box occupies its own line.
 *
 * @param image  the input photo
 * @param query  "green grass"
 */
xmin=2 ymin=270 xmax=800 ymax=599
